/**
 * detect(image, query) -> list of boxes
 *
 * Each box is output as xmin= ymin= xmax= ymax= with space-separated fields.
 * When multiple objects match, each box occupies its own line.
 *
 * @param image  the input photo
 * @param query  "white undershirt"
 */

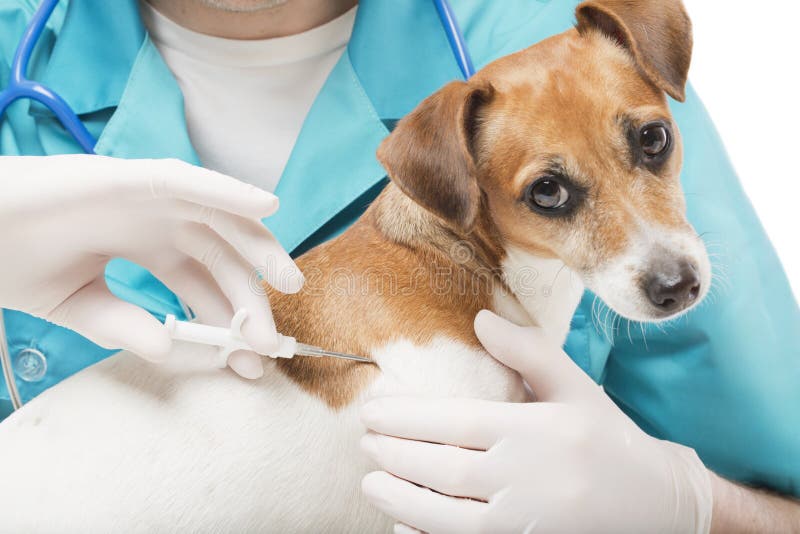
xmin=139 ymin=2 xmax=357 ymax=192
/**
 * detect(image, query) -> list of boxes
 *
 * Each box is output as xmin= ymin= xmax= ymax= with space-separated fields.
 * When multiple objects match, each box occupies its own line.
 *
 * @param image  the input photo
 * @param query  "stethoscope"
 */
xmin=0 ymin=0 xmax=474 ymax=410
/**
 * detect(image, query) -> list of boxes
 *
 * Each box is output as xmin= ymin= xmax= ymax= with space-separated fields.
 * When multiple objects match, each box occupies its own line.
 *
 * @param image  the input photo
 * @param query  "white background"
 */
xmin=683 ymin=1 xmax=799 ymax=300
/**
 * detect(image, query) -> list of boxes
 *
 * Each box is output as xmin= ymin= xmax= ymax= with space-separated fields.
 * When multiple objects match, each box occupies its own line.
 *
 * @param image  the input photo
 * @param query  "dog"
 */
xmin=0 ymin=0 xmax=708 ymax=531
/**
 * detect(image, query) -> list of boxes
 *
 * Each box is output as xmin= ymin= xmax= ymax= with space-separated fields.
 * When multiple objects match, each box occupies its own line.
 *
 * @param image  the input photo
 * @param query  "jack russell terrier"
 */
xmin=0 ymin=0 xmax=709 ymax=531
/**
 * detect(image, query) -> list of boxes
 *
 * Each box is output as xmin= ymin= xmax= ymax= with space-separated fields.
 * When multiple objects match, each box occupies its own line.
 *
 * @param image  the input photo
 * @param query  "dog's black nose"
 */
xmin=645 ymin=262 xmax=701 ymax=312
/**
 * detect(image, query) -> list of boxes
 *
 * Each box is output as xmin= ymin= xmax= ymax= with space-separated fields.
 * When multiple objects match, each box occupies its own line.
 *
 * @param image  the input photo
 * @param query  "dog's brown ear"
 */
xmin=576 ymin=0 xmax=692 ymax=101
xmin=377 ymin=80 xmax=494 ymax=231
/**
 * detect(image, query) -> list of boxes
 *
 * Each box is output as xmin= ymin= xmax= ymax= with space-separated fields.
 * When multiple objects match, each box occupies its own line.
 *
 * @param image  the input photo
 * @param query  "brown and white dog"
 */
xmin=0 ymin=0 xmax=709 ymax=531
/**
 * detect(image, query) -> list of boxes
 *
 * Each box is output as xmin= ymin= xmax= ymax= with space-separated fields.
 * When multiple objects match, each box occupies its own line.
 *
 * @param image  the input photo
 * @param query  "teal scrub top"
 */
xmin=1 ymin=0 xmax=798 ymax=497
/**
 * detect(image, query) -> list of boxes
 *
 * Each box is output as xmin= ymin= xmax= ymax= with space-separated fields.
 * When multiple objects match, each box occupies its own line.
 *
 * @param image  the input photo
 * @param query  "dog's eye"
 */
xmin=640 ymin=123 xmax=670 ymax=157
xmin=527 ymin=178 xmax=570 ymax=210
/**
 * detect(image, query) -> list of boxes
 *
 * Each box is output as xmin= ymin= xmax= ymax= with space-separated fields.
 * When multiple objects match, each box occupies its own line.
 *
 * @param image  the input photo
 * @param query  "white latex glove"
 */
xmin=0 ymin=155 xmax=303 ymax=378
xmin=360 ymin=310 xmax=713 ymax=534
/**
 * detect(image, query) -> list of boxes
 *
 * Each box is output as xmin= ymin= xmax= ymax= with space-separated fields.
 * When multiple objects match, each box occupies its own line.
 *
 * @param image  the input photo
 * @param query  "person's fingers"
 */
xmin=146 ymin=254 xmax=264 ymax=379
xmin=47 ymin=277 xmax=172 ymax=362
xmin=362 ymin=471 xmax=486 ymax=534
xmin=122 ymin=158 xmax=279 ymax=219
xmin=147 ymin=252 xmax=233 ymax=325
xmin=360 ymin=396 xmax=510 ymax=451
xmin=361 ymin=432 xmax=491 ymax=501
xmin=173 ymin=200 xmax=303 ymax=294
xmin=227 ymin=349 xmax=264 ymax=380
xmin=474 ymin=310 xmax=598 ymax=402
xmin=175 ymin=223 xmax=279 ymax=356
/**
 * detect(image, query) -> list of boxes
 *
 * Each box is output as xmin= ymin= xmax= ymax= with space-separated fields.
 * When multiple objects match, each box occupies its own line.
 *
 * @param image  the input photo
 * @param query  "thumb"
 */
xmin=473 ymin=310 xmax=598 ymax=402
xmin=48 ymin=278 xmax=173 ymax=362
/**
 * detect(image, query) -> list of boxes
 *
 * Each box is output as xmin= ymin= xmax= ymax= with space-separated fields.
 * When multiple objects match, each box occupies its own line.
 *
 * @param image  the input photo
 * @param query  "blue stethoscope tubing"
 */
xmin=0 ymin=0 xmax=96 ymax=153
xmin=0 ymin=0 xmax=474 ymax=411
xmin=432 ymin=0 xmax=476 ymax=79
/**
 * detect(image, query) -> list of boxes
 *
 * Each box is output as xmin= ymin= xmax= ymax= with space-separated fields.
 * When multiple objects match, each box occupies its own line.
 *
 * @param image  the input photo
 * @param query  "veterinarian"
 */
xmin=0 ymin=0 xmax=797 ymax=531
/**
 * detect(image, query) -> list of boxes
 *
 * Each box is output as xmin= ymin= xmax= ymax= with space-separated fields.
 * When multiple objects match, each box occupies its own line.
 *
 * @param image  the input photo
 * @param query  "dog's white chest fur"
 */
xmin=0 ymin=335 xmax=525 ymax=532
xmin=496 ymin=246 xmax=586 ymax=340
xmin=371 ymin=336 xmax=527 ymax=401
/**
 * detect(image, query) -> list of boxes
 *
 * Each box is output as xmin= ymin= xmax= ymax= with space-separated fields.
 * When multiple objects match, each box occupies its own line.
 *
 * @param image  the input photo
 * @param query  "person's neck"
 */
xmin=145 ymin=0 xmax=357 ymax=40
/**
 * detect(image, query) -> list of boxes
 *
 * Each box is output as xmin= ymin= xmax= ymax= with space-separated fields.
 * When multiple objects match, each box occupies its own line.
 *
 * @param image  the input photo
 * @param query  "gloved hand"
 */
xmin=0 ymin=155 xmax=303 ymax=378
xmin=360 ymin=310 xmax=713 ymax=534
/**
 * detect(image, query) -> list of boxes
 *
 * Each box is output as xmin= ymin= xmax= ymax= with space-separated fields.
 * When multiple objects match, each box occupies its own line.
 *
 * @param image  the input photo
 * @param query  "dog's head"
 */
xmin=378 ymin=0 xmax=709 ymax=322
